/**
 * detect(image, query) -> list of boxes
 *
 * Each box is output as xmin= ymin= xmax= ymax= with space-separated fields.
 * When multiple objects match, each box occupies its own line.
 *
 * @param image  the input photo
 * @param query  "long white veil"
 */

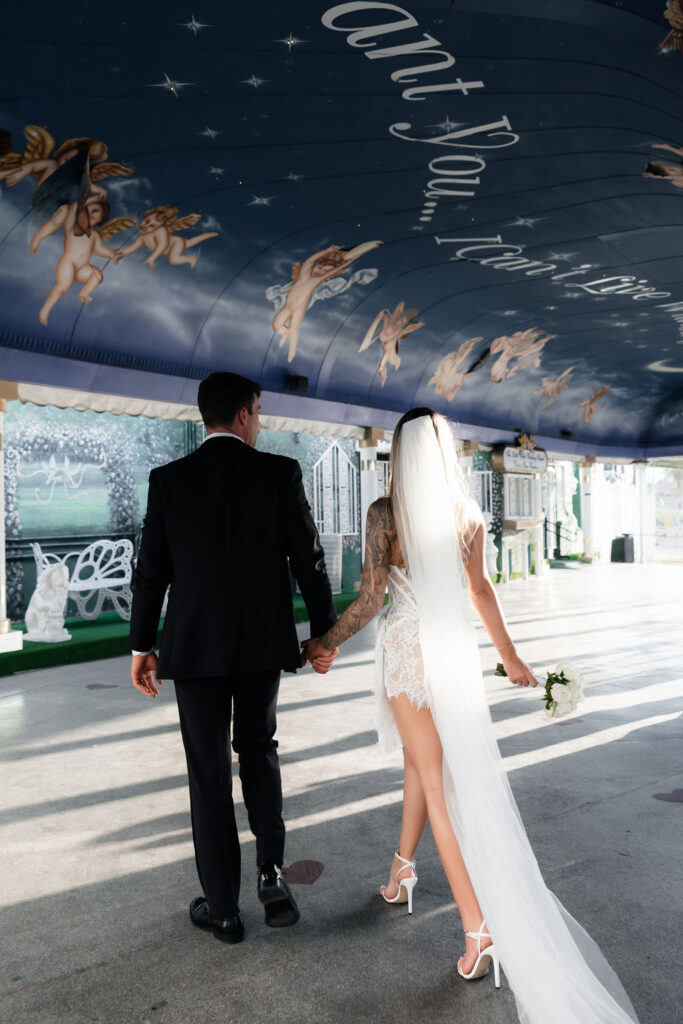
xmin=392 ymin=415 xmax=639 ymax=1024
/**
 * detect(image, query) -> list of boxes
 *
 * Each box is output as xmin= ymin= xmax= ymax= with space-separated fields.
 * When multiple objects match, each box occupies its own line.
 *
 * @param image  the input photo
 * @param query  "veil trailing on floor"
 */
xmin=392 ymin=415 xmax=639 ymax=1024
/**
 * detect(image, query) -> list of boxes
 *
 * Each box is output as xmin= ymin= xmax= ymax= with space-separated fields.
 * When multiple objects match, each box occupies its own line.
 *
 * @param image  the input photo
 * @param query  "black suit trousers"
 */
xmin=174 ymin=670 xmax=285 ymax=920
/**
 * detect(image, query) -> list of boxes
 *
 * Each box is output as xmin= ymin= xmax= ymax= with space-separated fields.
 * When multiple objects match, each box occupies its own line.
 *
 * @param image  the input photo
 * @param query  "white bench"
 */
xmin=31 ymin=539 xmax=134 ymax=621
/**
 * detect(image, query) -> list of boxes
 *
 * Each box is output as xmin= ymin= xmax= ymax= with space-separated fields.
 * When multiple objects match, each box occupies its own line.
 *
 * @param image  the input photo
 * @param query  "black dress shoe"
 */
xmin=189 ymin=896 xmax=245 ymax=944
xmin=257 ymin=863 xmax=300 ymax=928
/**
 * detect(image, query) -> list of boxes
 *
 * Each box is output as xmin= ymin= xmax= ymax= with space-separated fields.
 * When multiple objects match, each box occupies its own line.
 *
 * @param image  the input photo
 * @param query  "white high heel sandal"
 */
xmin=457 ymin=919 xmax=501 ymax=988
xmin=380 ymin=852 xmax=418 ymax=914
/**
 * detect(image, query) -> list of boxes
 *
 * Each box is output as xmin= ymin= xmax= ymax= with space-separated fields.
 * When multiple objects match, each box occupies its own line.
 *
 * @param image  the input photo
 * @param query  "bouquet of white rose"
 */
xmin=495 ymin=659 xmax=584 ymax=719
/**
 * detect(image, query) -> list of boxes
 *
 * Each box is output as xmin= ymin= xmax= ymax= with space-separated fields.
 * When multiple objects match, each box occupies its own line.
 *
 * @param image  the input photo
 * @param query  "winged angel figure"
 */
xmin=112 ymin=206 xmax=218 ymax=270
xmin=578 ymin=385 xmax=610 ymax=423
xmin=269 ymin=242 xmax=382 ymax=363
xmin=359 ymin=301 xmax=425 ymax=386
xmin=0 ymin=124 xmax=133 ymax=220
xmin=660 ymin=0 xmax=683 ymax=53
xmin=489 ymin=329 xmax=555 ymax=383
xmin=533 ymin=367 xmax=574 ymax=410
xmin=428 ymin=338 xmax=481 ymax=401
xmin=30 ymin=202 xmax=135 ymax=324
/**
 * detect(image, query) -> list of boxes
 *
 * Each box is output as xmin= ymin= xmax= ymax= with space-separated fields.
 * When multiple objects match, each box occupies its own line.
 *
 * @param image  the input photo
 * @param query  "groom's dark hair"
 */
xmin=198 ymin=372 xmax=261 ymax=427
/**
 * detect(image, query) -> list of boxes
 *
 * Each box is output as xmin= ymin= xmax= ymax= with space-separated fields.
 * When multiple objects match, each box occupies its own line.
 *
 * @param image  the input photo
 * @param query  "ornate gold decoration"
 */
xmin=516 ymin=433 xmax=536 ymax=450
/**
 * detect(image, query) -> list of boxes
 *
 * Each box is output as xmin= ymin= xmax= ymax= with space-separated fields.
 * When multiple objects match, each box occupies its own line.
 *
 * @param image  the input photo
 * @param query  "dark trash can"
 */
xmin=610 ymin=534 xmax=634 ymax=563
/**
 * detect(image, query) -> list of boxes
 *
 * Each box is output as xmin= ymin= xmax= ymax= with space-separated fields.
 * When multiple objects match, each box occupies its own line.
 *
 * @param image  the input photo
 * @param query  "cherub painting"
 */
xmin=0 ymin=125 xmax=133 ymax=217
xmin=113 ymin=206 xmax=218 ymax=270
xmin=533 ymin=367 xmax=574 ymax=411
xmin=489 ymin=329 xmax=555 ymax=383
xmin=359 ymin=301 xmax=425 ymax=386
xmin=0 ymin=126 xmax=107 ymax=187
xmin=428 ymin=338 xmax=481 ymax=401
xmin=578 ymin=385 xmax=610 ymax=424
xmin=272 ymin=241 xmax=383 ymax=363
xmin=644 ymin=142 xmax=683 ymax=190
xmin=30 ymin=199 xmax=134 ymax=323
xmin=660 ymin=1 xmax=683 ymax=53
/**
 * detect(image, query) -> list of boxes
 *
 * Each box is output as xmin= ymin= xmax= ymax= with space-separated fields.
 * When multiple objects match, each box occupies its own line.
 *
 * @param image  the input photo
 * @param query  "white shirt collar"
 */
xmin=203 ymin=431 xmax=245 ymax=444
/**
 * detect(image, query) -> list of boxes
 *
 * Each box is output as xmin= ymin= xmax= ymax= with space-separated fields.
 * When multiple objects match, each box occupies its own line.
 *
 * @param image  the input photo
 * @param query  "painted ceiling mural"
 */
xmin=1 ymin=0 xmax=683 ymax=455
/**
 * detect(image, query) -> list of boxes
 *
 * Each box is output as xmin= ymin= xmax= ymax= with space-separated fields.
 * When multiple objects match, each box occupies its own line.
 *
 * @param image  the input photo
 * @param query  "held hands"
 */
xmin=131 ymin=652 xmax=163 ymax=698
xmin=500 ymin=649 xmax=537 ymax=688
xmin=301 ymin=637 xmax=339 ymax=674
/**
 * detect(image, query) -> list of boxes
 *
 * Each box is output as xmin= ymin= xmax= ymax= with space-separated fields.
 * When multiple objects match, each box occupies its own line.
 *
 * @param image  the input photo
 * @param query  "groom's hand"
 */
xmin=301 ymin=638 xmax=338 ymax=674
xmin=131 ymin=652 xmax=163 ymax=697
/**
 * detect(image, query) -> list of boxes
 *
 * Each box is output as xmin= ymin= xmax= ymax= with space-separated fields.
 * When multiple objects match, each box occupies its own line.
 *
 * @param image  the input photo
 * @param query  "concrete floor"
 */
xmin=1 ymin=563 xmax=682 ymax=1024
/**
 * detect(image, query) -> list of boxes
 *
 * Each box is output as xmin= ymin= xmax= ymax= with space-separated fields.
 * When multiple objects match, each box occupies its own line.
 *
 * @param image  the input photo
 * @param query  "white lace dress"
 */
xmin=374 ymin=564 xmax=429 ymax=753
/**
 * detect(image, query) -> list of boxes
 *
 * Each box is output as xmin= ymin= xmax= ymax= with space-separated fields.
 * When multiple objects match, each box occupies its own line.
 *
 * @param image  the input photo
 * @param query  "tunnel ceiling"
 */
xmin=2 ymin=1 xmax=683 ymax=455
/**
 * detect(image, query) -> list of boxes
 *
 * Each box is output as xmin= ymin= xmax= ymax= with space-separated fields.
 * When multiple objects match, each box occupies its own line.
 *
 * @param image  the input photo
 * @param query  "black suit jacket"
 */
xmin=129 ymin=437 xmax=337 ymax=677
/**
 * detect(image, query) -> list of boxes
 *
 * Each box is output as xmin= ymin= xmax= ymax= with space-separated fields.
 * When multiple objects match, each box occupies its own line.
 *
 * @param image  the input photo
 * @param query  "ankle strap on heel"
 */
xmin=392 ymin=851 xmax=417 ymax=881
xmin=464 ymin=919 xmax=491 ymax=954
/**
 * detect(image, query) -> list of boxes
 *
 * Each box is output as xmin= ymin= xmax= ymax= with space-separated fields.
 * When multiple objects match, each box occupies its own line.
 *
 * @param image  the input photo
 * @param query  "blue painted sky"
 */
xmin=1 ymin=0 xmax=683 ymax=454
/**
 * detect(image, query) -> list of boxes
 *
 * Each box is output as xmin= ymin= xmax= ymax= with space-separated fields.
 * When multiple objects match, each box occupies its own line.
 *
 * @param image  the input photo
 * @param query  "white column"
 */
xmin=580 ymin=458 xmax=596 ymax=562
xmin=533 ymin=475 xmax=548 ymax=575
xmin=359 ymin=428 xmax=383 ymax=550
xmin=636 ymin=462 xmax=653 ymax=563
xmin=0 ymin=400 xmax=23 ymax=654
xmin=533 ymin=522 xmax=547 ymax=575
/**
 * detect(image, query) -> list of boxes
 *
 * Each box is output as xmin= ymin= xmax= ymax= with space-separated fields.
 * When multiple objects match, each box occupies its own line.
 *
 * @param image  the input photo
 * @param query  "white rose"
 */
xmin=567 ymin=678 xmax=584 ymax=703
xmin=551 ymin=682 xmax=572 ymax=705
xmin=556 ymin=660 xmax=582 ymax=685
xmin=552 ymin=701 xmax=572 ymax=719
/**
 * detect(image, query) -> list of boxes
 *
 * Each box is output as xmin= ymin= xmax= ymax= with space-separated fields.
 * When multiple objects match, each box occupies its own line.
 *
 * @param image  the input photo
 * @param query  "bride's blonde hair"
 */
xmin=388 ymin=407 xmax=478 ymax=556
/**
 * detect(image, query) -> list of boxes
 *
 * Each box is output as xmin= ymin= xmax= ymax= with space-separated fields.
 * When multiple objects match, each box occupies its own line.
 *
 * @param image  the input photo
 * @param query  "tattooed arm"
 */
xmin=303 ymin=499 xmax=392 ymax=659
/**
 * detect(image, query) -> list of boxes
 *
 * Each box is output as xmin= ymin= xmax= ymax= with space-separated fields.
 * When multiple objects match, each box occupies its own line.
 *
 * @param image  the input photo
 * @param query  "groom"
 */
xmin=129 ymin=371 xmax=338 ymax=943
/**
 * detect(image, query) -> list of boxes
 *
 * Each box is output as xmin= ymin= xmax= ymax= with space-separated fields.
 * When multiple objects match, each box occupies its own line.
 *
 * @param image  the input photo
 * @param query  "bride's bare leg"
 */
xmin=381 ymin=746 xmax=427 ymax=899
xmin=391 ymin=694 xmax=492 ymax=972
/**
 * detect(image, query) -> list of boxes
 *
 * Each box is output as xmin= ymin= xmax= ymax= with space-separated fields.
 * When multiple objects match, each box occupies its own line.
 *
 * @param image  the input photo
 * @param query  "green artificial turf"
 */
xmin=0 ymin=589 xmax=361 ymax=678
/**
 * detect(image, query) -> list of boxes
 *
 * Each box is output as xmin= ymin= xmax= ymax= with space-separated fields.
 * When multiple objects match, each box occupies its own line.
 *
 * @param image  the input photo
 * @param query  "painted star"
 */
xmin=199 ymin=126 xmax=221 ymax=139
xmin=242 ymin=74 xmax=267 ymax=88
xmin=276 ymin=32 xmax=305 ymax=51
xmin=410 ymin=225 xmax=425 ymax=231
xmin=180 ymin=14 xmax=210 ymax=35
xmin=507 ymin=215 xmax=544 ymax=228
xmin=249 ymin=195 xmax=274 ymax=206
xmin=208 ymin=167 xmax=225 ymax=177
xmin=547 ymin=251 xmax=577 ymax=262
xmin=150 ymin=72 xmax=194 ymax=98
xmin=497 ymin=310 xmax=519 ymax=316
xmin=545 ymin=305 xmax=557 ymax=311
xmin=455 ymin=203 xmax=469 ymax=211
xmin=285 ymin=172 xmax=304 ymax=181
xmin=429 ymin=117 xmax=464 ymax=133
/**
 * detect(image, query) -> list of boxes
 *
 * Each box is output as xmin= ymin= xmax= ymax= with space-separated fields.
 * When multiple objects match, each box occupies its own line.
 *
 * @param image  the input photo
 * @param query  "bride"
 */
xmin=303 ymin=408 xmax=639 ymax=1024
